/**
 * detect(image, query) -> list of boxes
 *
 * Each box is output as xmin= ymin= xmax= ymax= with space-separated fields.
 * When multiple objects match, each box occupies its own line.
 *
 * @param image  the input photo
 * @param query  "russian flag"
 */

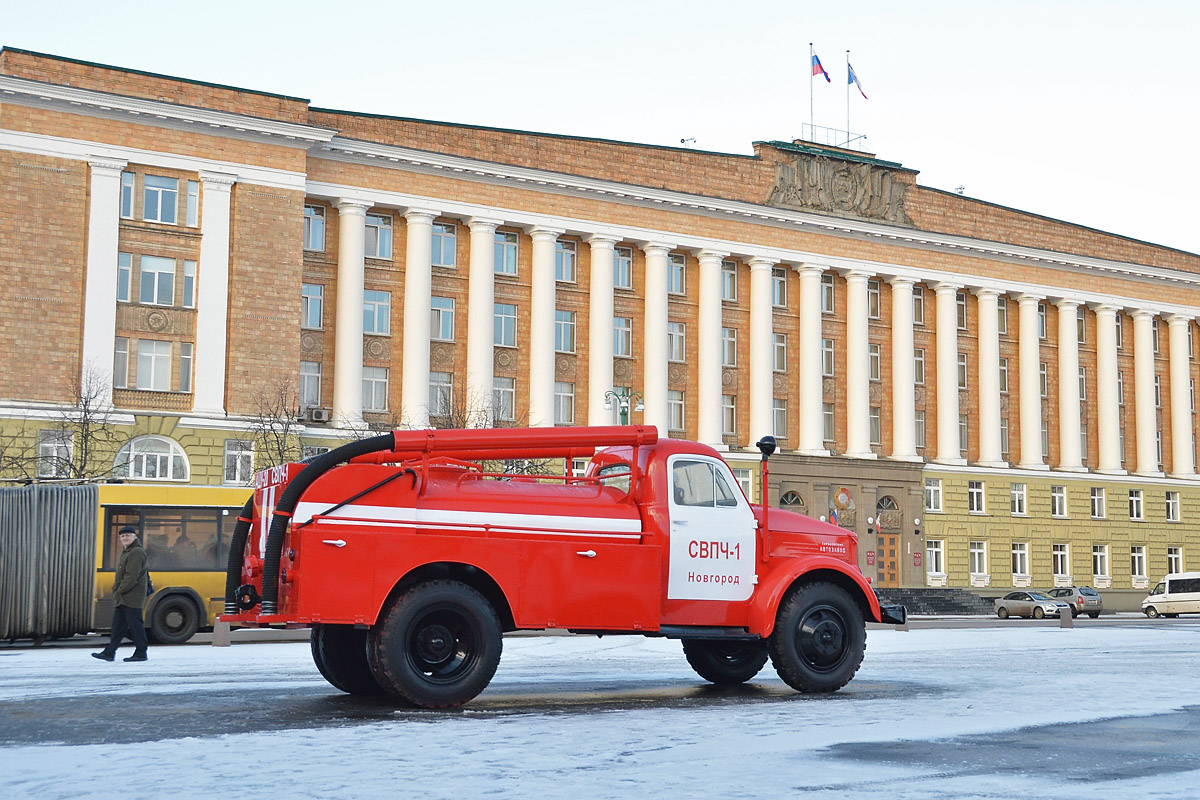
xmin=830 ymin=507 xmax=839 ymax=526
xmin=848 ymin=62 xmax=868 ymax=99
xmin=812 ymin=54 xmax=831 ymax=83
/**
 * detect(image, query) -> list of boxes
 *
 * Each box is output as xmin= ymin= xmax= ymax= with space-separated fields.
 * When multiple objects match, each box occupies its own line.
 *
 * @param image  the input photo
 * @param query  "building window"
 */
xmin=869 ymin=406 xmax=881 ymax=446
xmin=1011 ymin=542 xmax=1029 ymax=577
xmin=1153 ymin=318 xmax=1160 ymax=352
xmin=114 ymin=338 xmax=128 ymax=389
xmin=362 ymin=366 xmax=389 ymax=412
xmin=113 ymin=435 xmax=189 ymax=481
xmin=614 ymin=317 xmax=633 ymax=357
xmin=1038 ymin=303 xmax=1047 ymax=339
xmin=430 ymin=222 xmax=455 ymax=267
xmin=668 ymin=322 xmax=686 ymax=362
xmin=143 ymin=175 xmax=178 ymax=224
xmin=182 ymin=261 xmax=196 ymax=309
xmin=1010 ymin=482 xmax=1027 ymax=516
xmin=303 ymin=205 xmax=325 ymax=251
xmin=774 ymin=398 xmax=788 ymax=439
xmin=555 ymin=310 xmax=577 ymax=353
xmin=431 ymin=296 xmax=455 ymax=341
xmin=299 ymin=360 xmax=321 ymax=408
xmin=136 ymin=339 xmax=172 ymax=391
xmin=956 ymin=291 xmax=968 ymax=330
xmin=957 ymin=353 xmax=968 ymax=390
xmin=302 ymin=445 xmax=331 ymax=460
xmin=117 ymin=253 xmax=132 ymax=303
xmin=968 ymin=480 xmax=985 ymax=514
xmin=732 ymin=468 xmax=753 ymax=502
xmin=924 ymin=478 xmax=943 ymax=512
xmin=494 ymin=303 xmax=517 ymax=348
xmin=821 ymin=273 xmax=835 ymax=313
xmin=1091 ymin=487 xmax=1106 ymax=519
xmin=494 ymin=230 xmax=518 ymax=274
xmin=1129 ymin=489 xmax=1144 ymax=521
xmin=772 ymin=267 xmax=787 ymax=307
xmin=1079 ymin=366 xmax=1087 ymax=400
xmin=997 ymin=296 xmax=1008 ymax=334
xmin=667 ymin=253 xmax=686 ymax=295
xmin=1166 ymin=491 xmax=1181 ymax=522
xmin=493 ymin=377 xmax=516 ymax=422
xmin=912 ymin=285 xmax=925 ymax=324
xmin=927 ymin=540 xmax=945 ymax=575
xmin=1000 ymin=417 xmax=1010 ymax=458
xmin=998 ymin=358 xmax=1009 ymax=393
xmin=823 ymin=402 xmax=835 ymax=443
xmin=37 ymin=430 xmax=72 ymax=479
xmin=721 ymin=260 xmax=738 ymax=301
xmin=869 ymin=343 xmax=881 ymax=381
xmin=1040 ymin=362 xmax=1049 ymax=398
xmin=721 ymin=327 xmax=737 ymax=367
xmin=365 ymin=213 xmax=393 ymax=260
xmin=1041 ymin=418 xmax=1049 ymax=460
xmin=867 ymin=279 xmax=882 ymax=319
xmin=223 ymin=439 xmax=254 ymax=486
xmin=970 ymin=541 xmax=988 ymax=576
xmin=186 ymin=180 xmax=199 ymax=227
xmin=774 ymin=333 xmax=787 ymax=372
xmin=667 ymin=390 xmax=685 ymax=431
xmin=179 ymin=342 xmax=193 ymax=393
xmin=301 ymin=284 xmax=323 ymax=329
xmin=555 ymin=239 xmax=577 ymax=282
xmin=614 ymin=246 xmax=633 ymax=290
xmin=120 ymin=171 xmax=134 ymax=219
xmin=363 ymin=290 xmax=391 ymax=335
xmin=1131 ymin=545 xmax=1147 ymax=580
xmin=1051 ymin=485 xmax=1067 ymax=518
xmin=139 ymin=255 xmax=175 ymax=306
xmin=822 ymin=338 xmax=835 ymax=377
xmin=1155 ymin=375 xmax=1162 ymax=408
xmin=428 ymin=371 xmax=452 ymax=417
xmin=959 ymin=415 xmax=968 ymax=459
xmin=1093 ymin=545 xmax=1109 ymax=579
xmin=722 ymin=395 xmax=736 ymax=436
xmin=1116 ymin=314 xmax=1124 ymax=348
xmin=1168 ymin=546 xmax=1183 ymax=574
xmin=914 ymin=349 xmax=925 ymax=384
xmin=554 ymin=382 xmax=575 ymax=424
xmin=1076 ymin=307 xmax=1086 ymax=344
xmin=1053 ymin=543 xmax=1069 ymax=579
xmin=915 ymin=410 xmax=926 ymax=450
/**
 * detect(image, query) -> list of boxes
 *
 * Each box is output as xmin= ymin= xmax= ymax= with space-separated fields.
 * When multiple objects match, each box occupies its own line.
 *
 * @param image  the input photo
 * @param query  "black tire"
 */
xmin=1033 ymin=607 xmax=1045 ymax=620
xmin=148 ymin=595 xmax=200 ymax=644
xmin=1145 ymin=606 xmax=1160 ymax=618
xmin=768 ymin=582 xmax=866 ymax=694
xmin=311 ymin=624 xmax=386 ymax=696
xmin=1070 ymin=608 xmax=1080 ymax=618
xmin=1164 ymin=613 xmax=1179 ymax=619
xmin=997 ymin=607 xmax=1010 ymax=619
xmin=1088 ymin=612 xmax=1101 ymax=619
xmin=682 ymin=639 xmax=769 ymax=685
xmin=367 ymin=580 xmax=502 ymax=708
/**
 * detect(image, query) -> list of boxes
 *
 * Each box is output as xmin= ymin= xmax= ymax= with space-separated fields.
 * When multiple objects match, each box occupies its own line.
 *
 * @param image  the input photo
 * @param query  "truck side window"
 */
xmin=672 ymin=460 xmax=715 ymax=506
xmin=597 ymin=462 xmax=631 ymax=493
xmin=715 ymin=471 xmax=738 ymax=507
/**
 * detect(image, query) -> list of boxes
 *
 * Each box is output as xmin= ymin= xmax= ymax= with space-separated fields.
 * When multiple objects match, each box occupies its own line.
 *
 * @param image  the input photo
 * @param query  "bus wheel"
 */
xmin=311 ymin=624 xmax=386 ymax=696
xmin=148 ymin=595 xmax=200 ymax=644
xmin=769 ymin=582 xmax=866 ymax=694
xmin=367 ymin=580 xmax=502 ymax=709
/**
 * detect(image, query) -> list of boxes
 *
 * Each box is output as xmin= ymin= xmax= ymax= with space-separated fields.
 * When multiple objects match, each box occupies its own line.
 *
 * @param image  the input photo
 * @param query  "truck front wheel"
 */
xmin=311 ymin=624 xmax=386 ymax=696
xmin=682 ymin=639 xmax=769 ymax=685
xmin=368 ymin=580 xmax=502 ymax=708
xmin=768 ymin=582 xmax=866 ymax=693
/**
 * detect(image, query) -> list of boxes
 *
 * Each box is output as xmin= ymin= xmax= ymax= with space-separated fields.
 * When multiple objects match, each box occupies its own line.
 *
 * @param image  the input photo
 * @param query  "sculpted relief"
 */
xmin=767 ymin=155 xmax=914 ymax=226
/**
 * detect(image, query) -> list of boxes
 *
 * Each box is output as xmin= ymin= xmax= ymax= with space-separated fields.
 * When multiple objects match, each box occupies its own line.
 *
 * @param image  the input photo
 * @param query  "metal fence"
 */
xmin=0 ymin=484 xmax=97 ymax=641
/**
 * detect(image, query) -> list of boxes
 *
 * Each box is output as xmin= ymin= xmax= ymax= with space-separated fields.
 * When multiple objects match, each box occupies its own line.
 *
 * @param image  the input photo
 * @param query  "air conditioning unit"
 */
xmin=308 ymin=407 xmax=331 ymax=423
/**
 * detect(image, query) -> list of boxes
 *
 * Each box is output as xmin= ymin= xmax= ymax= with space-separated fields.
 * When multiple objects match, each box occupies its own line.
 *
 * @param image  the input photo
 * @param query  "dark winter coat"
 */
xmin=112 ymin=540 xmax=148 ymax=609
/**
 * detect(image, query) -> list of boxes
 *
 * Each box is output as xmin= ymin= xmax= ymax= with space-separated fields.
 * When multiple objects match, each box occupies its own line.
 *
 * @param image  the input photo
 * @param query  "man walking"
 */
xmin=92 ymin=526 xmax=150 ymax=662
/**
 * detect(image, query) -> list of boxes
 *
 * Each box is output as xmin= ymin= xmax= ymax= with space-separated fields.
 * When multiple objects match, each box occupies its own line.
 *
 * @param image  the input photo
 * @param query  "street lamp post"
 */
xmin=603 ymin=383 xmax=645 ymax=426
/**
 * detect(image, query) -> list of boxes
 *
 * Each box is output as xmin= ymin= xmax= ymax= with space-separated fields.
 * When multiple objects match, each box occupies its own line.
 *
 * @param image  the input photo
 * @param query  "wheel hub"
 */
xmin=415 ymin=623 xmax=455 ymax=665
xmin=797 ymin=606 xmax=849 ymax=671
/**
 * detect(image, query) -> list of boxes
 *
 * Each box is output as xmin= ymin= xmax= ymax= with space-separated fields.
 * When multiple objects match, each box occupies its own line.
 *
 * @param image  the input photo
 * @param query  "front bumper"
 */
xmin=878 ymin=604 xmax=907 ymax=625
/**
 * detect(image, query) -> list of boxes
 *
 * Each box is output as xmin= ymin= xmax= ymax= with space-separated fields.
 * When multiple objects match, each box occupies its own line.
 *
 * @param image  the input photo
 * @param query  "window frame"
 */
xmin=142 ymin=174 xmax=179 ymax=225
xmin=430 ymin=296 xmax=455 ymax=342
xmin=494 ymin=230 xmax=518 ymax=275
xmin=303 ymin=205 xmax=325 ymax=252
xmin=430 ymin=221 xmax=456 ymax=268
xmin=1010 ymin=482 xmax=1027 ymax=516
xmin=363 ymin=289 xmax=391 ymax=336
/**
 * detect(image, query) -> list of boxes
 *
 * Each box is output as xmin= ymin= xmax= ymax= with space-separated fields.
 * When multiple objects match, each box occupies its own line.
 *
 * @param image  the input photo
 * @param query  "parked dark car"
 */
xmin=994 ymin=591 xmax=1071 ymax=619
xmin=1045 ymin=586 xmax=1103 ymax=618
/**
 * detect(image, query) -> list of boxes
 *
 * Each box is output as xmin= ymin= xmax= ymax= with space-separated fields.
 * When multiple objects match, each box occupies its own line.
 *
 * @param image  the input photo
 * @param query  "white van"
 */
xmin=1142 ymin=572 xmax=1200 ymax=618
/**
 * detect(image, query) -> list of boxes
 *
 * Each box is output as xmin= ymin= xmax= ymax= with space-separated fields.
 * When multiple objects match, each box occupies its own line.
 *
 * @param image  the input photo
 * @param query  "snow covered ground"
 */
xmin=2 ymin=623 xmax=1199 ymax=799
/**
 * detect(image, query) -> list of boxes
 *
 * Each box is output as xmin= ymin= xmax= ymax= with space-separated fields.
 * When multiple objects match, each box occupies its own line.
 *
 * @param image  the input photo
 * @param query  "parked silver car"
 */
xmin=1045 ymin=586 xmax=1104 ymax=618
xmin=994 ymin=591 xmax=1071 ymax=619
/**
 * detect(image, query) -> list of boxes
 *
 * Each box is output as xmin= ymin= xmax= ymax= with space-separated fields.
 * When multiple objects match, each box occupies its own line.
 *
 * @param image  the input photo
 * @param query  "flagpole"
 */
xmin=845 ymin=50 xmax=850 ymax=147
xmin=809 ymin=42 xmax=814 ymax=136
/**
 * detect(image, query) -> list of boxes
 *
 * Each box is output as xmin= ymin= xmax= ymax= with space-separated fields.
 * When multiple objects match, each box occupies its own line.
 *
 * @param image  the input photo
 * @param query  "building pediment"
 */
xmin=767 ymin=152 xmax=914 ymax=227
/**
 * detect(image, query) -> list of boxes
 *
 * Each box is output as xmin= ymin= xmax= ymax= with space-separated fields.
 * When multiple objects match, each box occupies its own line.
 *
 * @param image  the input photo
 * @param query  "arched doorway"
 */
xmin=875 ymin=496 xmax=901 ymax=588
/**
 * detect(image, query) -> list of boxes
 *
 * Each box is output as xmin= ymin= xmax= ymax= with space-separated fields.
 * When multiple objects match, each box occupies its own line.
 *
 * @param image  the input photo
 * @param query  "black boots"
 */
xmin=123 ymin=652 xmax=148 ymax=662
xmin=91 ymin=651 xmax=114 ymax=661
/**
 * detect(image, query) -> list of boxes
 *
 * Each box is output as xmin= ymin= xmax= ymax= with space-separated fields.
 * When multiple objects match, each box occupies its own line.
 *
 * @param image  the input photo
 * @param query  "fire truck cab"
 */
xmin=222 ymin=426 xmax=904 ymax=708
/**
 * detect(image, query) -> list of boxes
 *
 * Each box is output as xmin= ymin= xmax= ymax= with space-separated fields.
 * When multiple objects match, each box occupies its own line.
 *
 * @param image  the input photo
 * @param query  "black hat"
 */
xmin=118 ymin=526 xmax=137 ymax=536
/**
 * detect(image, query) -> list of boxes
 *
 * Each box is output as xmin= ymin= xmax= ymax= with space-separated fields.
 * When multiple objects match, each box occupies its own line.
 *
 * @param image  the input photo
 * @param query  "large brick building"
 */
xmin=3 ymin=48 xmax=1198 ymax=602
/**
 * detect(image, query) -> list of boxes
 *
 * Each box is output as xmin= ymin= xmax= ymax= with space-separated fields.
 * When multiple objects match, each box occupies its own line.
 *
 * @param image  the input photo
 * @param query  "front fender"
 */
xmin=749 ymin=556 xmax=882 ymax=637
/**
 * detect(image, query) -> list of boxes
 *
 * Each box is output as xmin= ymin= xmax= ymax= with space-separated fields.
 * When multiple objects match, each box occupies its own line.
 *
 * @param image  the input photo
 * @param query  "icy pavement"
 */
xmin=2 ymin=623 xmax=1199 ymax=799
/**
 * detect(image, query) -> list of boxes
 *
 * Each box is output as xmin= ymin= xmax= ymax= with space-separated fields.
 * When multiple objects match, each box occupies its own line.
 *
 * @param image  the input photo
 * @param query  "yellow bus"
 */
xmin=96 ymin=483 xmax=251 ymax=643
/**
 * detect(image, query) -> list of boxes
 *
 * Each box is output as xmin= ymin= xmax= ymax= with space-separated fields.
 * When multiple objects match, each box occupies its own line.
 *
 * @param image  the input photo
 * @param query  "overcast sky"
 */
xmin=6 ymin=0 xmax=1199 ymax=255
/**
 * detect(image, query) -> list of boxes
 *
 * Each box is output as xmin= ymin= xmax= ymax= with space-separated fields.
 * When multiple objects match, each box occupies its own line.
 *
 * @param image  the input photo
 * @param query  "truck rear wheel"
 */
xmin=682 ymin=639 xmax=768 ymax=685
xmin=311 ymin=624 xmax=386 ymax=696
xmin=768 ymin=582 xmax=865 ymax=693
xmin=368 ymin=580 xmax=502 ymax=709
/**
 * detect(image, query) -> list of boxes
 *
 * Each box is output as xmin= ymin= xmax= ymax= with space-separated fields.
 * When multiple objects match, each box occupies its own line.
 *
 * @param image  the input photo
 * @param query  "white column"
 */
xmin=697 ymin=249 xmax=728 ymax=446
xmin=1133 ymin=309 xmax=1161 ymax=476
xmin=81 ymin=157 xmax=127 ymax=407
xmin=889 ymin=277 xmax=919 ymax=460
xmin=332 ymin=199 xmax=373 ymax=429
xmin=528 ymin=227 xmax=563 ymax=427
xmin=796 ymin=264 xmax=828 ymax=455
xmin=1017 ymin=294 xmax=1046 ymax=469
xmin=748 ymin=257 xmax=775 ymax=447
xmin=1168 ymin=314 xmax=1195 ymax=478
xmin=934 ymin=283 xmax=964 ymax=464
xmin=1056 ymin=299 xmax=1084 ymax=471
xmin=191 ymin=171 xmax=237 ymax=417
xmin=587 ymin=234 xmax=619 ymax=426
xmin=399 ymin=207 xmax=437 ymax=429
xmin=465 ymin=217 xmax=502 ymax=427
xmin=1094 ymin=304 xmax=1124 ymax=474
xmin=641 ymin=243 xmax=673 ymax=434
xmin=973 ymin=289 xmax=1004 ymax=467
xmin=844 ymin=270 xmax=874 ymax=459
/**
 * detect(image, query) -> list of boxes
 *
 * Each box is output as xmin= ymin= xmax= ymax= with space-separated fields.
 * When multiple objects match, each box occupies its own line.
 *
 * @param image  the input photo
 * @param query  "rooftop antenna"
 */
xmin=680 ymin=137 xmax=696 ymax=148
xmin=955 ymin=186 xmax=966 ymax=195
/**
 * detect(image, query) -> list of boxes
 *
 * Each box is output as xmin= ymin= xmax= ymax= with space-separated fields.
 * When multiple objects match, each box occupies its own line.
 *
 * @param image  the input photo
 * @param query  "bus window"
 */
xmin=103 ymin=506 xmax=239 ymax=572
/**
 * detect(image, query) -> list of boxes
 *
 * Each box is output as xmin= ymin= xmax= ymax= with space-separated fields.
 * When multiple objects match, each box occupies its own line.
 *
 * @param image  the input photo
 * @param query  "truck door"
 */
xmin=666 ymin=456 xmax=756 ymax=603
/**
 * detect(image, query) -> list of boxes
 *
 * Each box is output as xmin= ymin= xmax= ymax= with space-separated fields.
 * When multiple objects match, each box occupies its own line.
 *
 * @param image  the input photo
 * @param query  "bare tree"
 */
xmin=245 ymin=378 xmax=307 ymax=472
xmin=35 ymin=364 xmax=131 ymax=480
xmin=0 ymin=417 xmax=37 ymax=481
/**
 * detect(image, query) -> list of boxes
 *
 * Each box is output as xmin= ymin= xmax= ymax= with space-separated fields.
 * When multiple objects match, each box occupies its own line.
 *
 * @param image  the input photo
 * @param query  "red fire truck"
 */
xmin=222 ymin=426 xmax=904 ymax=708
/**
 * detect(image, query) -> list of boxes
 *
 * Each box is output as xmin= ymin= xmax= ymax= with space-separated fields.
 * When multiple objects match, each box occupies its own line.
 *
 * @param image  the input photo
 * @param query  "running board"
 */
xmin=656 ymin=626 xmax=759 ymax=640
